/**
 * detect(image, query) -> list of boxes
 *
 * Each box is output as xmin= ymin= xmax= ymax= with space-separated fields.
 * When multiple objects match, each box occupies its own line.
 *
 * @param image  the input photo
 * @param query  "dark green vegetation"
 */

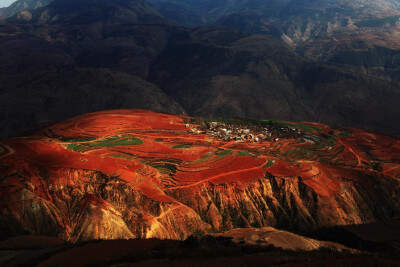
xmin=58 ymin=136 xmax=96 ymax=142
xmin=262 ymin=160 xmax=275 ymax=169
xmin=215 ymin=149 xmax=232 ymax=157
xmin=335 ymin=130 xmax=352 ymax=138
xmin=141 ymin=158 xmax=181 ymax=174
xmin=237 ymin=151 xmax=254 ymax=157
xmin=172 ymin=144 xmax=192 ymax=149
xmin=109 ymin=154 xmax=134 ymax=160
xmin=66 ymin=136 xmax=143 ymax=153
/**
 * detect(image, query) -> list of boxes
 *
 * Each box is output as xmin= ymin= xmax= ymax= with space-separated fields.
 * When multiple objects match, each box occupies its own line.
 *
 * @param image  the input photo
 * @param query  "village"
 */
xmin=186 ymin=119 xmax=305 ymax=143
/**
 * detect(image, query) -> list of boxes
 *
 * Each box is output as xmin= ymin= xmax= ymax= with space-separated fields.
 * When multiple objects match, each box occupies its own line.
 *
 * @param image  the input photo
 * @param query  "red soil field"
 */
xmin=1 ymin=109 xmax=399 ymax=203
xmin=0 ymin=109 xmax=399 ymax=242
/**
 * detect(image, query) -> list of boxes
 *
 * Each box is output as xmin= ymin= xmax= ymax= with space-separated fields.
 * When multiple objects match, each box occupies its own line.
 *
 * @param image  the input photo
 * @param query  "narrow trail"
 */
xmin=339 ymin=140 xmax=362 ymax=167
xmin=304 ymin=163 xmax=320 ymax=178
xmin=155 ymin=204 xmax=184 ymax=220
xmin=383 ymin=165 xmax=400 ymax=174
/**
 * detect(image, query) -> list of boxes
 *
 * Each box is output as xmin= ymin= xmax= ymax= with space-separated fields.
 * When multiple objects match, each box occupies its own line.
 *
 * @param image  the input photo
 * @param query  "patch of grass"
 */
xmin=66 ymin=135 xmax=143 ymax=153
xmin=261 ymin=120 xmax=295 ymax=127
xmin=91 ymin=136 xmax=143 ymax=147
xmin=141 ymin=159 xmax=179 ymax=174
xmin=67 ymin=143 xmax=80 ymax=150
xmin=188 ymin=154 xmax=213 ymax=165
xmin=296 ymin=123 xmax=322 ymax=134
xmin=109 ymin=154 xmax=133 ymax=160
xmin=215 ymin=149 xmax=231 ymax=156
xmin=237 ymin=151 xmax=253 ymax=157
xmin=336 ymin=130 xmax=351 ymax=138
xmin=59 ymin=136 xmax=96 ymax=142
xmin=262 ymin=160 xmax=275 ymax=169
xmin=156 ymin=165 xmax=178 ymax=174
xmin=173 ymin=144 xmax=192 ymax=149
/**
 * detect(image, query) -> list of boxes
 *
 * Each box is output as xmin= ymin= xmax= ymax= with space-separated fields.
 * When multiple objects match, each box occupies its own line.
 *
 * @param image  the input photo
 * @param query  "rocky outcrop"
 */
xmin=167 ymin=174 xmax=400 ymax=234
xmin=1 ymin=167 xmax=398 ymax=242
xmin=211 ymin=227 xmax=355 ymax=252
xmin=0 ymin=167 xmax=210 ymax=242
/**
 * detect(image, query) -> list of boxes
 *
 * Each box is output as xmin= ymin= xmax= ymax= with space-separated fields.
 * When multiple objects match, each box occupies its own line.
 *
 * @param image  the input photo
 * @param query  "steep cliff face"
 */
xmin=168 ymin=174 xmax=399 ymax=234
xmin=0 ymin=165 xmax=210 ymax=242
xmin=0 ymin=110 xmax=399 ymax=242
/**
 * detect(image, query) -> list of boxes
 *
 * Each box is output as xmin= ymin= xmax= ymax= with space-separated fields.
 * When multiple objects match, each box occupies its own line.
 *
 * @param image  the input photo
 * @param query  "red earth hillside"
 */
xmin=0 ymin=109 xmax=399 ymax=242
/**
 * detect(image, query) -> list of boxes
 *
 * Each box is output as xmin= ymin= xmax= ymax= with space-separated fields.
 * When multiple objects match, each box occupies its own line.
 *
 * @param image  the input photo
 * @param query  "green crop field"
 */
xmin=215 ymin=149 xmax=232 ymax=156
xmin=173 ymin=144 xmax=192 ymax=149
xmin=296 ymin=123 xmax=322 ymax=134
xmin=66 ymin=135 xmax=143 ymax=153
xmin=237 ymin=151 xmax=254 ymax=157
xmin=262 ymin=160 xmax=275 ymax=169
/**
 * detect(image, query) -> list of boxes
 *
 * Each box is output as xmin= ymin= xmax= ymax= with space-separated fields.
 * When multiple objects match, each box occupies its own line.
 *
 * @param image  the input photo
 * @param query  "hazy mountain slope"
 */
xmin=210 ymin=1 xmax=400 ymax=71
xmin=149 ymin=27 xmax=400 ymax=135
xmin=0 ymin=0 xmax=52 ymax=19
xmin=149 ymin=1 xmax=400 ymax=70
xmin=1 ymin=0 xmax=186 ymax=137
xmin=6 ymin=0 xmax=176 ymax=78
xmin=148 ymin=0 xmax=400 ymax=28
xmin=0 ymin=22 xmax=184 ymax=137
xmin=147 ymin=0 xmax=290 ymax=26
xmin=21 ymin=0 xmax=168 ymax=25
xmin=0 ymin=67 xmax=185 ymax=137
xmin=0 ymin=0 xmax=399 ymax=137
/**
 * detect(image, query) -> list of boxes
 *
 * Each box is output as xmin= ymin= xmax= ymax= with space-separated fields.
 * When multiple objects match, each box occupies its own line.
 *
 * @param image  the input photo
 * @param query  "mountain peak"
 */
xmin=9 ymin=0 xmax=168 ymax=25
xmin=0 ymin=0 xmax=53 ymax=19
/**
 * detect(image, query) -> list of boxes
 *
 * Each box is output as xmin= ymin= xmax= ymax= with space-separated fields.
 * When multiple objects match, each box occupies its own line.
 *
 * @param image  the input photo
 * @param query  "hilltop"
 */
xmin=0 ymin=109 xmax=399 ymax=242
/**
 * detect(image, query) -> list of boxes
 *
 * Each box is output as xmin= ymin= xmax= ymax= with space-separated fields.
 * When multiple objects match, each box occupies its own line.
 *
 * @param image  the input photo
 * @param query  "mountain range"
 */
xmin=0 ymin=0 xmax=399 ymax=139
xmin=0 ymin=0 xmax=52 ymax=19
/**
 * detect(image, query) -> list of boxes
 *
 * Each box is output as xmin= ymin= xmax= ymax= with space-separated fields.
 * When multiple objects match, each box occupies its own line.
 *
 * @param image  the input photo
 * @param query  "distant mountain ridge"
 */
xmin=0 ymin=0 xmax=52 ymax=19
xmin=147 ymin=0 xmax=400 ymax=79
xmin=0 ymin=0 xmax=399 ymax=137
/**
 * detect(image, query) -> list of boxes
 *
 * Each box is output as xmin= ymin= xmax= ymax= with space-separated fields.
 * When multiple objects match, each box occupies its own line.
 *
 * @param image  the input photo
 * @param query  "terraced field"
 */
xmin=0 ymin=109 xmax=399 ymax=241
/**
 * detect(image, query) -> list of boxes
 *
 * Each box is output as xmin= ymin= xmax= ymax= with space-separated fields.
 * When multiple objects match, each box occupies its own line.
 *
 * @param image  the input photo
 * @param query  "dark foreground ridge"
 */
xmin=0 ymin=227 xmax=399 ymax=267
